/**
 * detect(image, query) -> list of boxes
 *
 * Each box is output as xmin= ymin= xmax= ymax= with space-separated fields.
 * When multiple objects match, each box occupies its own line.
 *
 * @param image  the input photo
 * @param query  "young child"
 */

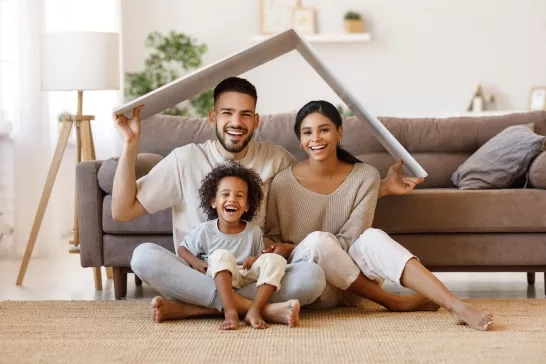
xmin=178 ymin=162 xmax=300 ymax=330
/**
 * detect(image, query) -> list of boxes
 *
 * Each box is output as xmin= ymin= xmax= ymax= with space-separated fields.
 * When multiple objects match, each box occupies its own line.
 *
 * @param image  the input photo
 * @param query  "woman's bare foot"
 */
xmin=388 ymin=294 xmax=440 ymax=312
xmin=262 ymin=299 xmax=300 ymax=327
xmin=219 ymin=310 xmax=239 ymax=330
xmin=451 ymin=302 xmax=493 ymax=331
xmin=151 ymin=296 xmax=220 ymax=323
xmin=244 ymin=308 xmax=269 ymax=329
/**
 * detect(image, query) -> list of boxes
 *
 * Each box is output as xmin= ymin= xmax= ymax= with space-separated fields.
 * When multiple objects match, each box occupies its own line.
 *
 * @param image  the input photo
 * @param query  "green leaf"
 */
xmin=124 ymin=30 xmax=212 ymax=117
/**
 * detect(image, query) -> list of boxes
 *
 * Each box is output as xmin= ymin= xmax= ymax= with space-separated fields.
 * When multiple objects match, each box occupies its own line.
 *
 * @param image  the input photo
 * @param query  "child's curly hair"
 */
xmin=199 ymin=162 xmax=264 ymax=222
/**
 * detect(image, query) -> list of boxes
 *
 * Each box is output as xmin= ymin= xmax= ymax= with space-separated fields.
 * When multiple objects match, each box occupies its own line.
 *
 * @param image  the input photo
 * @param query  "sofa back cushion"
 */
xmin=138 ymin=111 xmax=546 ymax=188
xmin=139 ymin=114 xmax=214 ymax=156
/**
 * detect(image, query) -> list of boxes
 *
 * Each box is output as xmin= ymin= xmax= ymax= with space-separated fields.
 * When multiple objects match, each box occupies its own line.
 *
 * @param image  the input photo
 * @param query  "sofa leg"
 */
xmin=113 ymin=267 xmax=127 ymax=300
xmin=135 ymin=275 xmax=143 ymax=286
xmin=527 ymin=272 xmax=536 ymax=285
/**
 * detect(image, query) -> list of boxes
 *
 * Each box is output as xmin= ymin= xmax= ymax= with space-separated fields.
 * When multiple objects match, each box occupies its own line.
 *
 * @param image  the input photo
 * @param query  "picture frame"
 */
xmin=292 ymin=7 xmax=316 ymax=34
xmin=529 ymin=87 xmax=546 ymax=111
xmin=260 ymin=0 xmax=300 ymax=35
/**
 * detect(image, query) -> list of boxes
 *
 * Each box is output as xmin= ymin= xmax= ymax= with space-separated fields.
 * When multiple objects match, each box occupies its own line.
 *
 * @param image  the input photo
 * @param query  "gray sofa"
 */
xmin=77 ymin=111 xmax=546 ymax=299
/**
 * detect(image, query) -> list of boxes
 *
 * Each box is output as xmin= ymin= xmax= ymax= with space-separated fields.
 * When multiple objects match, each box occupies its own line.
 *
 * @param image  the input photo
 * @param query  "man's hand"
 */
xmin=379 ymin=159 xmax=424 ymax=197
xmin=113 ymin=105 xmax=144 ymax=142
xmin=190 ymin=260 xmax=208 ymax=275
xmin=262 ymin=242 xmax=294 ymax=260
xmin=242 ymin=256 xmax=258 ymax=270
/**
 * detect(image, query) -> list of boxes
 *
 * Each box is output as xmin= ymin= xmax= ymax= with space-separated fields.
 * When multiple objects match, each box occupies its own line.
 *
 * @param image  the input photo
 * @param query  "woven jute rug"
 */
xmin=1 ymin=299 xmax=545 ymax=363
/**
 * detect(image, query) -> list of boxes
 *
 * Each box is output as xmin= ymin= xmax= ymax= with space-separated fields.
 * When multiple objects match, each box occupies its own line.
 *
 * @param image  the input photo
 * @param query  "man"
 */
xmin=112 ymin=77 xmax=422 ymax=324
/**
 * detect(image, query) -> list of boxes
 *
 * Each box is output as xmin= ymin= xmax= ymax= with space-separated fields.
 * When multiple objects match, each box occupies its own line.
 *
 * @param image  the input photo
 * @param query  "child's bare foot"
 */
xmin=388 ymin=294 xmax=440 ymax=312
xmin=451 ymin=302 xmax=493 ymax=331
xmin=262 ymin=299 xmax=300 ymax=327
xmin=244 ymin=308 xmax=269 ymax=329
xmin=219 ymin=310 xmax=239 ymax=330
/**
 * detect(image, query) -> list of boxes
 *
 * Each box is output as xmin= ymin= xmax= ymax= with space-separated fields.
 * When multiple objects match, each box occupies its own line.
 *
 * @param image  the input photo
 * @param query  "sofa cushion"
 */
xmin=374 ymin=111 xmax=546 ymax=154
xmin=137 ymin=111 xmax=546 ymax=157
xmin=97 ymin=153 xmax=164 ymax=194
xmin=356 ymin=152 xmax=470 ymax=188
xmin=102 ymin=195 xmax=172 ymax=234
xmin=389 ymin=233 xmax=546 ymax=268
xmin=451 ymin=124 xmax=546 ymax=189
xmin=103 ymin=235 xmax=175 ymax=267
xmin=373 ymin=188 xmax=546 ymax=233
xmin=139 ymin=114 xmax=214 ymax=156
xmin=529 ymin=151 xmax=546 ymax=188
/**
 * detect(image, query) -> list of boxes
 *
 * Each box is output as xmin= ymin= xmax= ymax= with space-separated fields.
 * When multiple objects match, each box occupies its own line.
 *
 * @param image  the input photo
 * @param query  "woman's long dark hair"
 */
xmin=294 ymin=100 xmax=362 ymax=164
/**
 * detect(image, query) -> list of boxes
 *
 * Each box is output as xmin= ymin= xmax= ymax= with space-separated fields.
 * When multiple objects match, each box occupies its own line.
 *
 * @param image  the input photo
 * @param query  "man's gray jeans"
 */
xmin=131 ymin=242 xmax=326 ymax=311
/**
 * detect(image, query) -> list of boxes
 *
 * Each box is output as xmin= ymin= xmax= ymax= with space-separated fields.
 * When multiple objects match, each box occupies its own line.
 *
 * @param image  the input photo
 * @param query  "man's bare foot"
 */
xmin=151 ymin=296 xmax=188 ymax=323
xmin=262 ymin=299 xmax=300 ymax=327
xmin=151 ymin=296 xmax=220 ymax=323
xmin=451 ymin=302 xmax=493 ymax=331
xmin=388 ymin=294 xmax=441 ymax=312
xmin=219 ymin=310 xmax=239 ymax=330
xmin=244 ymin=308 xmax=268 ymax=329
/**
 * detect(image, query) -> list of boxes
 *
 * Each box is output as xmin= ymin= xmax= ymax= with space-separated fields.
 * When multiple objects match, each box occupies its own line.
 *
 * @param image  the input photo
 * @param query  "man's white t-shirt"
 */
xmin=135 ymin=139 xmax=296 ymax=249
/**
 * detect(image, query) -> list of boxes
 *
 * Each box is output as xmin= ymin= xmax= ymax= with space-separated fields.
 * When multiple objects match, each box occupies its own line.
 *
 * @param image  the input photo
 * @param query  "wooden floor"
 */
xmin=1 ymin=253 xmax=544 ymax=301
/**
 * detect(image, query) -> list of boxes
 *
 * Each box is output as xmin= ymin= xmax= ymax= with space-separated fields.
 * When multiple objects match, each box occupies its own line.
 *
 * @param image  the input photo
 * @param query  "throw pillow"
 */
xmin=97 ymin=153 xmax=164 ymax=194
xmin=451 ymin=123 xmax=546 ymax=189
xmin=528 ymin=151 xmax=546 ymax=188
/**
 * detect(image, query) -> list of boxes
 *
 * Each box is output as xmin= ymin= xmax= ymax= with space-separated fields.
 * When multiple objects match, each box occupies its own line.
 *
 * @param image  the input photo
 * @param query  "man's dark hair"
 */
xmin=213 ymin=77 xmax=258 ymax=106
xmin=199 ymin=162 xmax=264 ymax=222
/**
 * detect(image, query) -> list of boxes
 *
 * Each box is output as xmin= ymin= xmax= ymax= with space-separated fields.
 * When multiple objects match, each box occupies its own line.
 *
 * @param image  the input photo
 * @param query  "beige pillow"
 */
xmin=451 ymin=123 xmax=546 ymax=189
xmin=528 ymin=151 xmax=546 ymax=188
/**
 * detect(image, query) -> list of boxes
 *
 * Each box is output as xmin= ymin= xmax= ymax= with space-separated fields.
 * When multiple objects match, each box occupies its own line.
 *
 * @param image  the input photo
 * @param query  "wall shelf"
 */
xmin=250 ymin=33 xmax=371 ymax=44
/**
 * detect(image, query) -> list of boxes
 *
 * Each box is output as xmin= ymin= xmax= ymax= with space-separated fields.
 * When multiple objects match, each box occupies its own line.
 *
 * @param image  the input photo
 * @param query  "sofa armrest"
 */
xmin=76 ymin=160 xmax=104 ymax=267
xmin=529 ymin=151 xmax=546 ymax=189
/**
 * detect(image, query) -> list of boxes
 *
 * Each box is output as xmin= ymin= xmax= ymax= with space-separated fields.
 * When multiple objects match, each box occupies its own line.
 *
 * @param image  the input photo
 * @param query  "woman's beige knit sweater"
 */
xmin=265 ymin=163 xmax=380 ymax=252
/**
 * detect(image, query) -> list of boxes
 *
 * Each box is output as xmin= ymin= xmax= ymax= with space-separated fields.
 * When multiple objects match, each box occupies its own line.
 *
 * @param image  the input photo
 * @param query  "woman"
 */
xmin=265 ymin=100 xmax=493 ymax=331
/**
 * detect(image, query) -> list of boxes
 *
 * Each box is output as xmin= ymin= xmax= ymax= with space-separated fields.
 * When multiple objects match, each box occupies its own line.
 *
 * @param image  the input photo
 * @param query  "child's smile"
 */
xmin=212 ymin=176 xmax=249 ymax=228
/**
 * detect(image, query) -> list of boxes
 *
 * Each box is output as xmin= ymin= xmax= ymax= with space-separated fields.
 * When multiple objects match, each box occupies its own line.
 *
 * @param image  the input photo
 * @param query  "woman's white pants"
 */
xmin=289 ymin=228 xmax=416 ymax=309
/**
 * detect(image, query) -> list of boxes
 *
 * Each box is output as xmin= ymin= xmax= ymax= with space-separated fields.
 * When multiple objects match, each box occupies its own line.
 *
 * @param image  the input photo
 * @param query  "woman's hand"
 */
xmin=379 ymin=159 xmax=424 ymax=197
xmin=262 ymin=242 xmax=294 ymax=259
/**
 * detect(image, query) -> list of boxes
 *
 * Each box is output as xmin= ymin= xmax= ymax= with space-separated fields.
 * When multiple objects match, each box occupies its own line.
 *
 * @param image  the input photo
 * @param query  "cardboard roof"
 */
xmin=113 ymin=29 xmax=427 ymax=177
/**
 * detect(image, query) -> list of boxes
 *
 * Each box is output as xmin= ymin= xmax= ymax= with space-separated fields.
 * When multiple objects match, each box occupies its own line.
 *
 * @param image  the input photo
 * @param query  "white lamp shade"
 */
xmin=41 ymin=31 xmax=120 ymax=91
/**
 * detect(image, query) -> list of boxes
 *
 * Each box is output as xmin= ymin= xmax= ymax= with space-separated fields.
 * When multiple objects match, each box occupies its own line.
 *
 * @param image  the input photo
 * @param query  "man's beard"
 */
xmin=216 ymin=126 xmax=254 ymax=153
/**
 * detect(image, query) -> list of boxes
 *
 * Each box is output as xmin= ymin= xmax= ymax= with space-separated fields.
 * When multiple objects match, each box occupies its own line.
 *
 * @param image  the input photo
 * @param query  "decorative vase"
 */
xmin=344 ymin=19 xmax=364 ymax=33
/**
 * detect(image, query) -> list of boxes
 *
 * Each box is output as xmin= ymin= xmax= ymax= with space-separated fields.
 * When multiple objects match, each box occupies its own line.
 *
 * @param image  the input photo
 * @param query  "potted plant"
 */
xmin=125 ymin=31 xmax=214 ymax=117
xmin=344 ymin=11 xmax=364 ymax=33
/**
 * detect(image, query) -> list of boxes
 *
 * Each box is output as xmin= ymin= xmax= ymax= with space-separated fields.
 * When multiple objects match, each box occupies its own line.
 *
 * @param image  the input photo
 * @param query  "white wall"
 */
xmin=122 ymin=0 xmax=546 ymax=117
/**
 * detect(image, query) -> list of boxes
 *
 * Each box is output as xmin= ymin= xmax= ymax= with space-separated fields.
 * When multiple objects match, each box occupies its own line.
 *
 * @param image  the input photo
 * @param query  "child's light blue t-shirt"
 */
xmin=179 ymin=219 xmax=264 ymax=264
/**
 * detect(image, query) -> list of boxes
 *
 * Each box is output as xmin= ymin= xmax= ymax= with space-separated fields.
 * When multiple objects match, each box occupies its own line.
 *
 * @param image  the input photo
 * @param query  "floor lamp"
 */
xmin=16 ymin=32 xmax=120 ymax=290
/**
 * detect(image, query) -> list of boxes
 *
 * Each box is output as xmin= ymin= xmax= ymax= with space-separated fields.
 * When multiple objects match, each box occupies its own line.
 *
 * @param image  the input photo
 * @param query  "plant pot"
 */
xmin=344 ymin=19 xmax=364 ymax=33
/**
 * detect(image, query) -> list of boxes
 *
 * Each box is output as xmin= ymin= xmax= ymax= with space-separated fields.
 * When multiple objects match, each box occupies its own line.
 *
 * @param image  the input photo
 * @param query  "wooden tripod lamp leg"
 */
xmin=70 ymin=92 xmax=84 ymax=251
xmin=69 ymin=120 xmax=82 ymax=253
xmin=16 ymin=120 xmax=74 ymax=286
